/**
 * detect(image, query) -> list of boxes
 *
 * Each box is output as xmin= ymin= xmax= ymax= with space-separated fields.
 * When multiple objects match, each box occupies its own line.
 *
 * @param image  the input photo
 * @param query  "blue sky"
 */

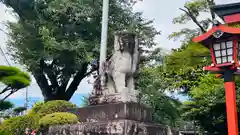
xmin=0 ymin=0 xmax=239 ymax=108
xmin=6 ymin=93 xmax=89 ymax=108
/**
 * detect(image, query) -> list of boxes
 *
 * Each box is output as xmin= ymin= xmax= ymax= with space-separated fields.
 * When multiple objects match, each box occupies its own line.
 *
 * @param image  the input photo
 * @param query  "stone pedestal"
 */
xmin=89 ymin=90 xmax=140 ymax=105
xmin=73 ymin=102 xmax=152 ymax=122
xmin=42 ymin=120 xmax=167 ymax=135
xmin=55 ymin=102 xmax=176 ymax=135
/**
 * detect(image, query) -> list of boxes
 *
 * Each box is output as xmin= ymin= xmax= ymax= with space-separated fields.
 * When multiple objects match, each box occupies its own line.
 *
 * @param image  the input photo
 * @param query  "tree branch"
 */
xmin=84 ymin=66 xmax=98 ymax=77
xmin=1 ymin=89 xmax=18 ymax=101
xmin=57 ymin=67 xmax=72 ymax=93
xmin=0 ymin=86 xmax=11 ymax=95
xmin=32 ymin=59 xmax=52 ymax=101
xmin=65 ymin=62 xmax=89 ymax=100
xmin=44 ymin=67 xmax=59 ymax=89
xmin=180 ymin=6 xmax=206 ymax=33
xmin=207 ymin=0 xmax=216 ymax=26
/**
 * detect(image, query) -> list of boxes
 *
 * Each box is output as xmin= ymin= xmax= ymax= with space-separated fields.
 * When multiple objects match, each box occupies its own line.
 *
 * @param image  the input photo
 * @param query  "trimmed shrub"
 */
xmin=37 ymin=100 xmax=76 ymax=117
xmin=0 ymin=100 xmax=77 ymax=135
xmin=39 ymin=112 xmax=78 ymax=127
xmin=0 ymin=130 xmax=10 ymax=135
xmin=28 ymin=101 xmax=44 ymax=115
xmin=0 ymin=114 xmax=40 ymax=135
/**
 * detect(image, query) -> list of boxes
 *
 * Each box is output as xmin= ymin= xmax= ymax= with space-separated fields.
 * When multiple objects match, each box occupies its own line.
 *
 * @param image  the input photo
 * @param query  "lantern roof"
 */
xmin=192 ymin=25 xmax=240 ymax=44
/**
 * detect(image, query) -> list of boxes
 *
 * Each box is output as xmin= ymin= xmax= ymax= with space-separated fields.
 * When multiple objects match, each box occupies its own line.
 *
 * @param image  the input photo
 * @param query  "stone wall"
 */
xmin=39 ymin=122 xmax=179 ymax=135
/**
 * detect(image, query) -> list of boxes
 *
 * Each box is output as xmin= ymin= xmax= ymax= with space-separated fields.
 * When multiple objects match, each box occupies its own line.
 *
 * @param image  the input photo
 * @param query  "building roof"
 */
xmin=210 ymin=2 xmax=240 ymax=20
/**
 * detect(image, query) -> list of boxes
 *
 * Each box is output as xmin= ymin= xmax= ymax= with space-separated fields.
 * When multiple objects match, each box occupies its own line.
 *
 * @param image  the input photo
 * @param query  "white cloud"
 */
xmin=133 ymin=0 xmax=240 ymax=50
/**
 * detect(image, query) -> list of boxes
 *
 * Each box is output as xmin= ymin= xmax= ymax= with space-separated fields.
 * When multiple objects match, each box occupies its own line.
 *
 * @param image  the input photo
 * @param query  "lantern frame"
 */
xmin=192 ymin=25 xmax=240 ymax=74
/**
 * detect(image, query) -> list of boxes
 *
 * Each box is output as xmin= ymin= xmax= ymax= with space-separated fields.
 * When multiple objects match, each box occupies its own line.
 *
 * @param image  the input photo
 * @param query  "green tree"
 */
xmin=180 ymin=74 xmax=231 ymax=135
xmin=0 ymin=101 xmax=14 ymax=111
xmin=0 ymin=101 xmax=14 ymax=119
xmin=167 ymin=0 xmax=240 ymax=134
xmin=13 ymin=107 xmax=27 ymax=116
xmin=164 ymin=42 xmax=210 ymax=94
xmin=136 ymin=48 xmax=182 ymax=127
xmin=1 ymin=0 xmax=160 ymax=101
xmin=164 ymin=0 xmax=217 ymax=95
xmin=0 ymin=66 xmax=31 ymax=101
xmin=169 ymin=0 xmax=215 ymax=46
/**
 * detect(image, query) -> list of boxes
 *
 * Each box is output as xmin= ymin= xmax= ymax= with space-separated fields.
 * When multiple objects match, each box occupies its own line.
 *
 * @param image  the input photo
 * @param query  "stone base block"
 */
xmin=89 ymin=90 xmax=140 ymax=105
xmin=41 ymin=120 xmax=170 ymax=135
xmin=70 ymin=102 xmax=152 ymax=122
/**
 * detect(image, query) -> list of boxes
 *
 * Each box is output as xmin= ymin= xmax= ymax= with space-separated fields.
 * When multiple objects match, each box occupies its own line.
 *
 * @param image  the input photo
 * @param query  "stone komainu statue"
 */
xmin=106 ymin=31 xmax=139 ymax=94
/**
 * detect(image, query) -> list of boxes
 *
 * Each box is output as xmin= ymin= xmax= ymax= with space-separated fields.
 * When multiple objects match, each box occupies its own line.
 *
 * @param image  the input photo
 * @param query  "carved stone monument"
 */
xmin=42 ymin=31 xmax=179 ymax=135
xmin=89 ymin=31 xmax=140 ymax=105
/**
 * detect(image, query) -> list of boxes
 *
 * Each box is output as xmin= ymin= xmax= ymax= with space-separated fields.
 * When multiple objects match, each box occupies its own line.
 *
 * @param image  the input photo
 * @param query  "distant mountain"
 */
xmin=6 ymin=93 xmax=89 ymax=108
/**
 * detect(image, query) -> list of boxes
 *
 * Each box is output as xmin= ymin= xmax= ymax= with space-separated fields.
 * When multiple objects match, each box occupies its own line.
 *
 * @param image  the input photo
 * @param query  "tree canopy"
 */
xmin=166 ymin=0 xmax=240 ymax=134
xmin=169 ymin=0 xmax=215 ymax=45
xmin=0 ymin=65 xmax=31 ymax=101
xmin=1 ymin=0 xmax=160 ymax=101
xmin=0 ymin=101 xmax=14 ymax=111
xmin=135 ymin=48 xmax=182 ymax=127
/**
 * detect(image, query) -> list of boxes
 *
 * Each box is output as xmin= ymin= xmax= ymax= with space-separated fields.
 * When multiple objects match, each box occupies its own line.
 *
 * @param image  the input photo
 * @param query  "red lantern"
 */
xmin=192 ymin=2 xmax=240 ymax=135
xmin=193 ymin=25 xmax=240 ymax=73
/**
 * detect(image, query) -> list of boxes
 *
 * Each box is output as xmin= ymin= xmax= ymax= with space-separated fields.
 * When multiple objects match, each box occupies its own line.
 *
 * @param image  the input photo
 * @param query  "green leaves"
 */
xmin=170 ymin=0 xmax=215 ymax=44
xmin=163 ymin=42 xmax=210 ymax=94
xmin=39 ymin=112 xmax=78 ymax=128
xmin=0 ymin=66 xmax=31 ymax=101
xmin=136 ymin=65 xmax=182 ymax=127
xmin=0 ymin=66 xmax=31 ymax=89
xmin=2 ymin=0 xmax=160 ymax=101
xmin=0 ymin=101 xmax=14 ymax=111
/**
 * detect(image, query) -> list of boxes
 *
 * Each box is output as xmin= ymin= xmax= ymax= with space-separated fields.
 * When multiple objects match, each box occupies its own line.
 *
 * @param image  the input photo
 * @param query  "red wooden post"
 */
xmin=224 ymin=71 xmax=238 ymax=135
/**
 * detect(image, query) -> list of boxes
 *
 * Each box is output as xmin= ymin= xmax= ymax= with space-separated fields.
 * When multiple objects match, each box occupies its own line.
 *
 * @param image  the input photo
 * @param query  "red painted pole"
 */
xmin=224 ymin=71 xmax=238 ymax=135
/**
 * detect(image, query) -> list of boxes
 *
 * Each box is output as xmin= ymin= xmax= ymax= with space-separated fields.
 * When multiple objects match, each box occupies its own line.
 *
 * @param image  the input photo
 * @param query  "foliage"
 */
xmin=0 ymin=100 xmax=77 ymax=135
xmin=0 ymin=101 xmax=14 ymax=119
xmin=31 ymin=100 xmax=76 ymax=117
xmin=81 ymin=96 xmax=89 ymax=107
xmin=1 ymin=0 xmax=160 ymax=101
xmin=27 ymin=102 xmax=44 ymax=115
xmin=168 ymin=0 xmax=240 ymax=133
xmin=136 ymin=64 xmax=182 ymax=127
xmin=39 ymin=112 xmax=78 ymax=127
xmin=0 ymin=130 xmax=10 ymax=135
xmin=0 ymin=114 xmax=40 ymax=135
xmin=0 ymin=101 xmax=14 ymax=111
xmin=13 ymin=107 xmax=27 ymax=115
xmin=0 ymin=66 xmax=31 ymax=101
xmin=169 ymin=0 xmax=215 ymax=45
xmin=180 ymin=74 xmax=227 ymax=135
xmin=25 ymin=128 xmax=37 ymax=135
xmin=164 ymin=42 xmax=210 ymax=94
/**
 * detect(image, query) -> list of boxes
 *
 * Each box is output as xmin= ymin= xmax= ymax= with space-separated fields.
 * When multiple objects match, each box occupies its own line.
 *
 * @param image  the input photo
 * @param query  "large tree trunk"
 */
xmin=33 ymin=62 xmax=89 ymax=102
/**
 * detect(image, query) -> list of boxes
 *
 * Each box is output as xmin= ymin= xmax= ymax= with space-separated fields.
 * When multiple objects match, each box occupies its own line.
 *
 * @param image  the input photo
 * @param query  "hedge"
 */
xmin=0 ymin=114 xmax=40 ymax=135
xmin=0 ymin=130 xmax=10 ymax=135
xmin=28 ymin=101 xmax=44 ymax=115
xmin=39 ymin=112 xmax=78 ymax=127
xmin=0 ymin=100 xmax=78 ymax=135
xmin=29 ymin=100 xmax=76 ymax=117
